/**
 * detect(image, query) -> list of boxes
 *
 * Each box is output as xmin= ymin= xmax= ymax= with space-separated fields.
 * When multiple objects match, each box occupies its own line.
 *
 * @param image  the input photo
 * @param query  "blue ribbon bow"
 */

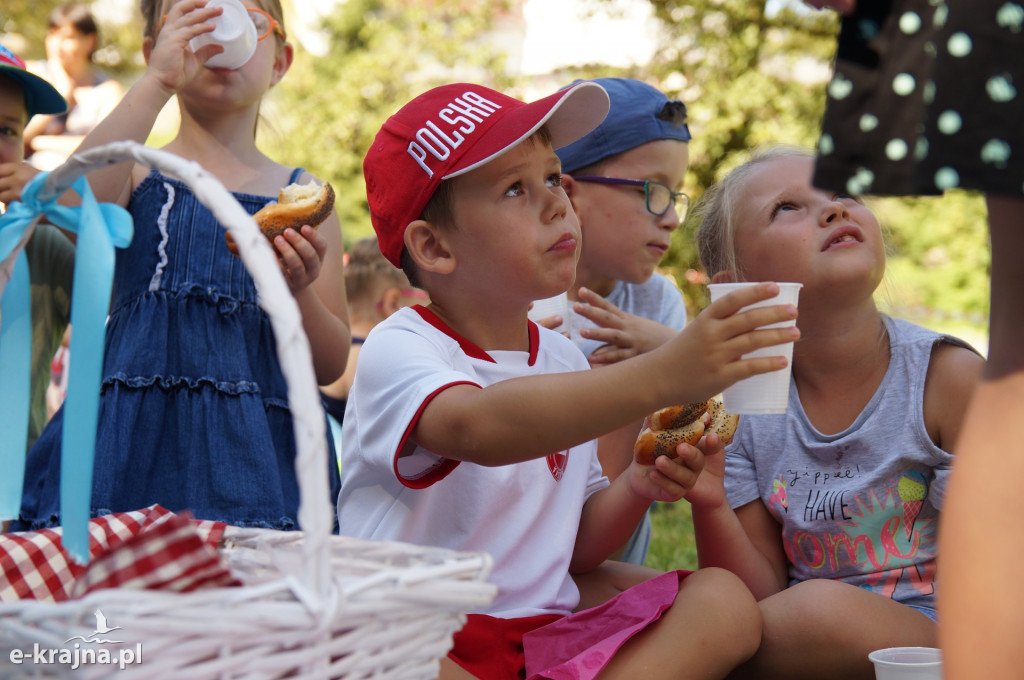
xmin=0 ymin=171 xmax=132 ymax=563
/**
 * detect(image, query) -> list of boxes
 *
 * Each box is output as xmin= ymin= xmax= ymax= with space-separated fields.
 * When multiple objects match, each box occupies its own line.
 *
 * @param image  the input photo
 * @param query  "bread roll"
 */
xmin=633 ymin=396 xmax=740 ymax=465
xmin=254 ymin=180 xmax=335 ymax=239
xmin=226 ymin=180 xmax=336 ymax=254
xmin=650 ymin=399 xmax=711 ymax=431
xmin=633 ymin=418 xmax=705 ymax=466
xmin=707 ymin=398 xmax=740 ymax=446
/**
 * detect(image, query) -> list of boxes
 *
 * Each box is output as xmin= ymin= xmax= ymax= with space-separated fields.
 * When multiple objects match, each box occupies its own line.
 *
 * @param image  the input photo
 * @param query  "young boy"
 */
xmin=555 ymin=77 xmax=692 ymax=565
xmin=555 ymin=77 xmax=691 ymax=363
xmin=341 ymin=81 xmax=799 ymax=679
xmin=0 ymin=45 xmax=73 ymax=453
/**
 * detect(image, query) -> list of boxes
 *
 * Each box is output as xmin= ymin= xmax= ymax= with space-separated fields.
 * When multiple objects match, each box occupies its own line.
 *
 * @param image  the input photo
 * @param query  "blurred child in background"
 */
xmin=320 ymin=235 xmax=426 ymax=450
xmin=24 ymin=3 xmax=123 ymax=170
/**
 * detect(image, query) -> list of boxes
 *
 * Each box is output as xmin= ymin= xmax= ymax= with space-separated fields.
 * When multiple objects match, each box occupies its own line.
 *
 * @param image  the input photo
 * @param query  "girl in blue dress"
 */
xmin=16 ymin=0 xmax=350 ymax=531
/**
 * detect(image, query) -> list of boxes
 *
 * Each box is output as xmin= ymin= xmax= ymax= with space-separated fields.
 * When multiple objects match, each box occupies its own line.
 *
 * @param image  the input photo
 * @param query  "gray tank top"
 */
xmin=724 ymin=315 xmax=978 ymax=610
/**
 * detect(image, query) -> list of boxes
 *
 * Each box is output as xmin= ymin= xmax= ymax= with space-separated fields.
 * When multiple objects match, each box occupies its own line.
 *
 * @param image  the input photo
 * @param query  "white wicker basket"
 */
xmin=0 ymin=142 xmax=496 ymax=679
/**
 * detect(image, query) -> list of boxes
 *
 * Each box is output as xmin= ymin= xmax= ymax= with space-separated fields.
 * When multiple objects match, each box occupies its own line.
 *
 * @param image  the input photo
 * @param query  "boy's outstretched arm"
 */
xmin=413 ymin=283 xmax=799 ymax=467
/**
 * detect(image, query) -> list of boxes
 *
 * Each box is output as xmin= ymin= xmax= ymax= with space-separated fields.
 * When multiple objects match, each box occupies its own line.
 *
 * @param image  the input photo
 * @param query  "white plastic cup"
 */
xmin=528 ymin=292 xmax=573 ymax=336
xmin=707 ymin=282 xmax=802 ymax=414
xmin=869 ymin=647 xmax=943 ymax=679
xmin=188 ymin=0 xmax=258 ymax=70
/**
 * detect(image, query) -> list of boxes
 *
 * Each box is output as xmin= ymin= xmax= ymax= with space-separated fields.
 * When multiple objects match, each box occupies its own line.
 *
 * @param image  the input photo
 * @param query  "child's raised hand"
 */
xmin=146 ymin=0 xmax=223 ymax=92
xmin=275 ymin=224 xmax=327 ymax=292
xmin=575 ymin=287 xmax=676 ymax=365
xmin=657 ymin=282 xmax=799 ymax=404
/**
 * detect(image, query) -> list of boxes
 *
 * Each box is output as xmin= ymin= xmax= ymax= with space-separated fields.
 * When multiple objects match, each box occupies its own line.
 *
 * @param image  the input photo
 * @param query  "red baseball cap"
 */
xmin=364 ymin=81 xmax=610 ymax=267
xmin=0 ymin=44 xmax=67 ymax=118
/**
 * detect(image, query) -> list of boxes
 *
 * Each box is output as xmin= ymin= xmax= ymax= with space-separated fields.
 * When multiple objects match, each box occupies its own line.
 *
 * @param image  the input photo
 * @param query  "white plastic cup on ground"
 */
xmin=869 ymin=647 xmax=943 ymax=679
xmin=189 ymin=0 xmax=258 ymax=70
xmin=707 ymin=282 xmax=802 ymax=415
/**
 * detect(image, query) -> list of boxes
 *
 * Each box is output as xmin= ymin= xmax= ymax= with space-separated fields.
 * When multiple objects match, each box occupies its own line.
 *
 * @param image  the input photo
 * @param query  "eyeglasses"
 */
xmin=247 ymin=8 xmax=285 ymax=41
xmin=572 ymin=176 xmax=689 ymax=218
xmin=160 ymin=8 xmax=285 ymax=42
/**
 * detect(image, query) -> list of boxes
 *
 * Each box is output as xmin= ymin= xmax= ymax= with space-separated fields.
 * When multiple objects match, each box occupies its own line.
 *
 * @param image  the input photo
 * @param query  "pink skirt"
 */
xmin=523 ymin=570 xmax=689 ymax=679
xmin=448 ymin=569 xmax=690 ymax=679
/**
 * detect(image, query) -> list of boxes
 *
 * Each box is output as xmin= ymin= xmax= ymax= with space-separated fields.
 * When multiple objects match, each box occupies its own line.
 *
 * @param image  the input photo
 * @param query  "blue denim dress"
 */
xmin=15 ymin=169 xmax=341 ymax=531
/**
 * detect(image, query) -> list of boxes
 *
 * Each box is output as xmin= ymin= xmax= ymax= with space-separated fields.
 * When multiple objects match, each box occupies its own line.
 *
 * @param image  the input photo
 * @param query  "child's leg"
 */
xmin=939 ymin=195 xmax=1024 ymax=680
xmin=572 ymin=560 xmax=665 ymax=611
xmin=599 ymin=567 xmax=761 ymax=680
xmin=729 ymin=579 xmax=936 ymax=680
xmin=438 ymin=657 xmax=479 ymax=679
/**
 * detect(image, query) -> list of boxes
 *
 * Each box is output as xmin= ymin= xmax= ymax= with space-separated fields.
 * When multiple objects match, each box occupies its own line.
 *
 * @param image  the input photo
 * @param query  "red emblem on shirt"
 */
xmin=546 ymin=451 xmax=568 ymax=481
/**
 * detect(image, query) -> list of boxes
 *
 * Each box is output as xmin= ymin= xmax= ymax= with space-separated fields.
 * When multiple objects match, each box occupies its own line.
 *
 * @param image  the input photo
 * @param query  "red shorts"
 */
xmin=448 ymin=570 xmax=690 ymax=679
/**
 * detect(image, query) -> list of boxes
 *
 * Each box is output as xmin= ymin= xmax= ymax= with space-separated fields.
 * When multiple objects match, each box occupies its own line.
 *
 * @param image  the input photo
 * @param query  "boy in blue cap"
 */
xmin=549 ymin=77 xmax=693 ymax=566
xmin=0 ymin=44 xmax=74 ymax=459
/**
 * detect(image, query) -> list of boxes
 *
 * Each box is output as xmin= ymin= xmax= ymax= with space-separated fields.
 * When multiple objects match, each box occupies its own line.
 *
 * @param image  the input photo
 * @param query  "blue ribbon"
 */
xmin=0 ymin=171 xmax=132 ymax=563
xmin=0 ymin=249 xmax=31 ymax=520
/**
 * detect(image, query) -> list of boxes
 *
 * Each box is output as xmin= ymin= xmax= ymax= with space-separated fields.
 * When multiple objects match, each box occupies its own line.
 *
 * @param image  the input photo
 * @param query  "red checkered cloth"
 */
xmin=0 ymin=504 xmax=238 ymax=602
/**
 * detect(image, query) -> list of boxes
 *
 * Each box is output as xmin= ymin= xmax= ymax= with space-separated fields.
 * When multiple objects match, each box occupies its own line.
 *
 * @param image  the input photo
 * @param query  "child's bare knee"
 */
xmin=677 ymin=568 xmax=762 ymax=655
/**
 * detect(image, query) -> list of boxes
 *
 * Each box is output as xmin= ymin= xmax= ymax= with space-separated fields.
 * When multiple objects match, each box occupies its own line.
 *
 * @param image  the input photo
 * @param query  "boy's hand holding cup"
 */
xmin=707 ymin=282 xmax=802 ymax=414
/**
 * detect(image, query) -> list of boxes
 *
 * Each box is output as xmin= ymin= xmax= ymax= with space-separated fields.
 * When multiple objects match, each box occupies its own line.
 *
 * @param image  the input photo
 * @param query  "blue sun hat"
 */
xmin=556 ymin=77 xmax=690 ymax=173
xmin=0 ymin=44 xmax=68 ymax=117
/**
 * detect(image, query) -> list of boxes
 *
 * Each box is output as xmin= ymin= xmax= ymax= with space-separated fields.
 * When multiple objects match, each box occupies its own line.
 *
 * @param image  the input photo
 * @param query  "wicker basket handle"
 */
xmin=41 ymin=141 xmax=333 ymax=595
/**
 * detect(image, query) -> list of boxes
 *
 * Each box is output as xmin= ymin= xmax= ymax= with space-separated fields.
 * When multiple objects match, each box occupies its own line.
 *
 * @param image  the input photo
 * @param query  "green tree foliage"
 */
xmin=266 ymin=0 xmax=514 ymax=243
xmin=4 ymin=0 xmax=991 ymax=334
xmin=630 ymin=0 xmax=841 ymax=309
xmin=872 ymin=192 xmax=989 ymax=326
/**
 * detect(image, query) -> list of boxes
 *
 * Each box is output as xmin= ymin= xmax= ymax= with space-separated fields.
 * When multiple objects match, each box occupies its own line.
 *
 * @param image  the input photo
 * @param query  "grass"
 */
xmin=645 ymin=501 xmax=699 ymax=572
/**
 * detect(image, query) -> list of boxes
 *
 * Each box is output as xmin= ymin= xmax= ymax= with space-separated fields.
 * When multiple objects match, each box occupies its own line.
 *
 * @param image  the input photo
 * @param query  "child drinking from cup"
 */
xmin=688 ymin=145 xmax=983 ymax=679
xmin=14 ymin=0 xmax=349 ymax=531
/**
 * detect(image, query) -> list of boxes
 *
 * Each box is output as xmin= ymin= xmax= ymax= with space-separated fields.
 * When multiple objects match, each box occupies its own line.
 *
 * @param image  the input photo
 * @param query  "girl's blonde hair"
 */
xmin=140 ymin=0 xmax=286 ymax=41
xmin=695 ymin=144 xmax=816 ymax=281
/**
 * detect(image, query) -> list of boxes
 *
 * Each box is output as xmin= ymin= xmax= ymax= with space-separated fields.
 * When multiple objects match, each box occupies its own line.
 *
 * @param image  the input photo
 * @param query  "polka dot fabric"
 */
xmin=814 ymin=0 xmax=1024 ymax=198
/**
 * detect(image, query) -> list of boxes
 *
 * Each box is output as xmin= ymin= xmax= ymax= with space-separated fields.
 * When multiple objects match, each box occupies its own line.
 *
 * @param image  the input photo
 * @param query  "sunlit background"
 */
xmin=1 ymin=0 xmax=990 ymax=351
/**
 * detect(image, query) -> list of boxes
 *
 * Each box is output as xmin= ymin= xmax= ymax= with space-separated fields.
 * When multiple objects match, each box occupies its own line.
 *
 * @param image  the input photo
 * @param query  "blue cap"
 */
xmin=0 ymin=44 xmax=67 ymax=118
xmin=556 ymin=77 xmax=690 ymax=173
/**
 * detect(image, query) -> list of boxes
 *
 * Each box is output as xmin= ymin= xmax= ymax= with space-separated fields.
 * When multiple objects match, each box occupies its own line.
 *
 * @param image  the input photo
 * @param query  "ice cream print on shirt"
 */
xmin=771 ymin=462 xmax=937 ymax=603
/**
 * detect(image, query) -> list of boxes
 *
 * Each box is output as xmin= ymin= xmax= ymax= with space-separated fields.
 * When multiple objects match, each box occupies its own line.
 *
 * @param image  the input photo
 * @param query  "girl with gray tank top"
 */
xmin=686 ymin=144 xmax=983 ymax=680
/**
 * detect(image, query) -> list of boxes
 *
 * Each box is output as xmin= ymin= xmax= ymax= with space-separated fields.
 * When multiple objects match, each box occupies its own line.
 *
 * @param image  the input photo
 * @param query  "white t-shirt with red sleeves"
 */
xmin=337 ymin=305 xmax=609 ymax=619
